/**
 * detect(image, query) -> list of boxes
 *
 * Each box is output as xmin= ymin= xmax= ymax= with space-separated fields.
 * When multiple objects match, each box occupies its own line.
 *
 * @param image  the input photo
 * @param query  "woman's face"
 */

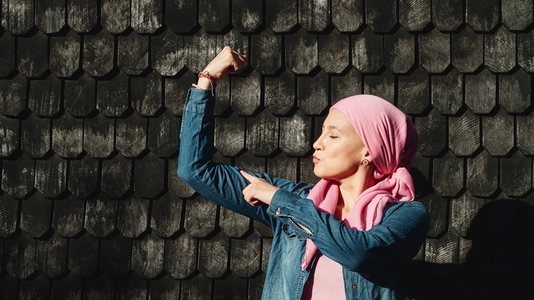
xmin=312 ymin=110 xmax=368 ymax=181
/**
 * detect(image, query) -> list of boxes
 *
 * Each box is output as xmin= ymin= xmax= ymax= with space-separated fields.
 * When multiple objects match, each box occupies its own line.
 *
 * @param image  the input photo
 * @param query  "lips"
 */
xmin=312 ymin=155 xmax=320 ymax=163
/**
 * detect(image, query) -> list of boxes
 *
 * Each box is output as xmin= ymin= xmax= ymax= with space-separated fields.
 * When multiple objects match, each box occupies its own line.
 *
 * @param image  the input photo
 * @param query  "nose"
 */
xmin=313 ymin=134 xmax=323 ymax=150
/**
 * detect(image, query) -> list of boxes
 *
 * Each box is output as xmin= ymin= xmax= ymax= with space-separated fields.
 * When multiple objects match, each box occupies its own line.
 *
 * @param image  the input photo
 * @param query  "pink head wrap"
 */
xmin=301 ymin=94 xmax=418 ymax=270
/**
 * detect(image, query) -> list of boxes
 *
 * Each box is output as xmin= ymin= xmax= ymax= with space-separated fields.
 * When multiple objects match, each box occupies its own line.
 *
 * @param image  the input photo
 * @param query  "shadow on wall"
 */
xmin=404 ymin=199 xmax=534 ymax=300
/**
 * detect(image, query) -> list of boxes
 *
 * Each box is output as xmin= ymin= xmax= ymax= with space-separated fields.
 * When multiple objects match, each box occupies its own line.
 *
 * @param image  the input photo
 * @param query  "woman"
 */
xmin=178 ymin=47 xmax=430 ymax=299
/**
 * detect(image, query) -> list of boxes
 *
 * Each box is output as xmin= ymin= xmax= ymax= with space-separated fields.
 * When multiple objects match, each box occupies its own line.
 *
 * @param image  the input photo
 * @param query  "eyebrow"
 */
xmin=322 ymin=124 xmax=343 ymax=132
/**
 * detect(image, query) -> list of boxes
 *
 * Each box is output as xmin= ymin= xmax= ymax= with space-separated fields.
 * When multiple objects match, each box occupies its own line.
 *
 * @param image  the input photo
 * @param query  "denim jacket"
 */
xmin=177 ymin=88 xmax=430 ymax=300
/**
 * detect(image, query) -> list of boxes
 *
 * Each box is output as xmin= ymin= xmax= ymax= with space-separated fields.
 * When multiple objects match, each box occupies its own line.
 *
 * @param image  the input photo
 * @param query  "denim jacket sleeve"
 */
xmin=268 ymin=189 xmax=430 ymax=276
xmin=177 ymin=88 xmax=309 ymax=226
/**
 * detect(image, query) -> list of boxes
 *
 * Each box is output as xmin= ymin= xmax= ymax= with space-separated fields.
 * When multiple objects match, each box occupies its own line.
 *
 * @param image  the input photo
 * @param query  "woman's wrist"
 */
xmin=197 ymin=70 xmax=217 ymax=90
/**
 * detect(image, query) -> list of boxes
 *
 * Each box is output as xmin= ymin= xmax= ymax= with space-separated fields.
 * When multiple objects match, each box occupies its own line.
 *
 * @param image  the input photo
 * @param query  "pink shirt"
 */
xmin=301 ymin=253 xmax=346 ymax=299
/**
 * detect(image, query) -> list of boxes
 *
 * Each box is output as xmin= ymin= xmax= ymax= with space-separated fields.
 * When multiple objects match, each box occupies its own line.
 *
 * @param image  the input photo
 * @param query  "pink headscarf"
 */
xmin=301 ymin=94 xmax=418 ymax=270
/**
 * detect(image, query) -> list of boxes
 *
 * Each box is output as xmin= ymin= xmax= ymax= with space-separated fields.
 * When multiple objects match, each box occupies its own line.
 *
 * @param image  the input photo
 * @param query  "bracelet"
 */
xmin=198 ymin=70 xmax=217 ymax=88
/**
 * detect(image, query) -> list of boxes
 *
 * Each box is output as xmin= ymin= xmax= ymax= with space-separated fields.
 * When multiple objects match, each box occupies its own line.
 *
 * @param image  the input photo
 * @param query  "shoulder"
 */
xmin=383 ymin=200 xmax=430 ymax=225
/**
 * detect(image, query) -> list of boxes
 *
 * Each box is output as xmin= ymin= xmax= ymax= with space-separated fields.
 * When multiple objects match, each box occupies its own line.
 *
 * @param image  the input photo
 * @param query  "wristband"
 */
xmin=198 ymin=71 xmax=217 ymax=88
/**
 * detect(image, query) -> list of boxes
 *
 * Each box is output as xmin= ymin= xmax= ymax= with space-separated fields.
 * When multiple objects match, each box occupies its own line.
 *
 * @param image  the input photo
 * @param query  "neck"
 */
xmin=335 ymin=170 xmax=376 ymax=219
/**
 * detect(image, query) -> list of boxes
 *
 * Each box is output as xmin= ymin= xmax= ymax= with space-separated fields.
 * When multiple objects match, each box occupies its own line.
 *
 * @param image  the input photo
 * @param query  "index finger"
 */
xmin=240 ymin=170 xmax=258 ymax=183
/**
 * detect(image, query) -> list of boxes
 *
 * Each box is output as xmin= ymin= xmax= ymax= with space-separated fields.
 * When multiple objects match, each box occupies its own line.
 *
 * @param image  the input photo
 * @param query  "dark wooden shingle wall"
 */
xmin=0 ymin=0 xmax=533 ymax=299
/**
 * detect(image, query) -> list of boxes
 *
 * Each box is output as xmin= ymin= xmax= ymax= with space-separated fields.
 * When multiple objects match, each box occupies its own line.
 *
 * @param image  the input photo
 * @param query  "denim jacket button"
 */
xmin=351 ymin=284 xmax=357 ymax=290
xmin=275 ymin=208 xmax=281 ymax=215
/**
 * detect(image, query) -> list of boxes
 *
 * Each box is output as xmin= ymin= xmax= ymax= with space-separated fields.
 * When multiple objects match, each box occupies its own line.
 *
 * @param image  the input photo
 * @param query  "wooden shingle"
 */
xmin=133 ymin=153 xmax=165 ymax=198
xmin=84 ymin=195 xmax=119 ymax=238
xmin=230 ymin=233 xmax=261 ymax=277
xmin=116 ymin=276 xmax=148 ymax=300
xmin=1 ymin=154 xmax=34 ymax=199
xmin=198 ymin=0 xmax=230 ymax=33
xmin=131 ymin=71 xmax=163 ymax=116
xmin=35 ymin=0 xmax=65 ymax=33
xmin=366 ymin=0 xmax=397 ymax=33
xmin=246 ymin=110 xmax=279 ymax=157
xmin=4 ymin=233 xmax=36 ymax=278
xmin=35 ymin=234 xmax=68 ymax=279
xmin=149 ymin=275 xmax=181 ymax=299
xmin=425 ymin=231 xmax=459 ymax=272
xmin=67 ymin=0 xmax=98 ymax=33
xmin=352 ymin=28 xmax=384 ymax=73
xmin=298 ymin=0 xmax=330 ymax=32
xmin=96 ymin=72 xmax=129 ymax=117
xmin=164 ymin=233 xmax=198 ymax=279
xmin=83 ymin=274 xmax=115 ymax=299
xmin=0 ymin=32 xmax=15 ymax=77
xmin=332 ymin=0 xmax=363 ymax=32
xmin=50 ymin=30 xmax=81 ymax=78
xmin=500 ymin=152 xmax=532 ymax=197
xmin=465 ymin=69 xmax=496 ymax=114
xmin=517 ymin=114 xmax=534 ymax=155
xmin=502 ymin=0 xmax=533 ymax=31
xmin=131 ymin=232 xmax=164 ymax=279
xmin=52 ymin=112 xmax=83 ymax=158
xmin=148 ymin=110 xmax=180 ymax=158
xmin=432 ymin=0 xmax=464 ymax=32
xmin=466 ymin=150 xmax=498 ymax=197
xmin=419 ymin=29 xmax=450 ymax=74
xmin=198 ymin=232 xmax=229 ymax=278
xmin=164 ymin=72 xmax=196 ymax=116
xmin=451 ymin=27 xmax=483 ymax=73
xmin=499 ymin=69 xmax=531 ymax=114
xmin=432 ymin=151 xmax=465 ymax=198
xmin=165 ymin=0 xmax=197 ymax=33
xmin=20 ymin=275 xmax=50 ymax=298
xmin=266 ymin=0 xmax=297 ymax=33
xmin=168 ymin=158 xmax=196 ymax=199
xmin=0 ymin=193 xmax=19 ymax=237
xmin=449 ymin=109 xmax=480 ymax=157
xmin=214 ymin=113 xmax=245 ymax=157
xmin=181 ymin=275 xmax=212 ymax=299
xmin=385 ymin=27 xmax=416 ymax=74
xmin=267 ymin=153 xmax=298 ymax=183
xmin=18 ymin=32 xmax=48 ymax=78
xmin=101 ymin=0 xmax=130 ymax=34
xmin=117 ymin=194 xmax=150 ymax=238
xmin=68 ymin=155 xmax=99 ymax=199
xmin=83 ymin=29 xmax=115 ymax=78
xmin=518 ymin=30 xmax=534 ymax=72
xmin=286 ymin=29 xmax=318 ymax=74
xmin=131 ymin=0 xmax=162 ymax=34
xmin=152 ymin=29 xmax=185 ymax=77
xmin=118 ymin=32 xmax=149 ymax=75
xmin=0 ymin=74 xmax=26 ymax=117
xmin=52 ymin=274 xmax=83 ymax=299
xmin=34 ymin=155 xmax=67 ymax=198
xmin=264 ymin=71 xmax=296 ymax=116
xmin=52 ymin=196 xmax=85 ymax=238
xmin=482 ymin=109 xmax=514 ymax=156
xmin=280 ymin=110 xmax=312 ymax=156
xmin=363 ymin=71 xmax=395 ymax=103
xmin=331 ymin=67 xmax=363 ymax=102
xmin=399 ymin=0 xmax=431 ymax=32
xmin=451 ymin=192 xmax=486 ymax=237
xmin=232 ymin=0 xmax=262 ymax=33
xmin=184 ymin=195 xmax=217 ymax=238
xmin=21 ymin=114 xmax=50 ymax=158
xmin=100 ymin=234 xmax=132 ymax=279
xmin=431 ymin=69 xmax=463 ymax=115
xmin=297 ymin=71 xmax=328 ymax=115
xmin=1 ymin=0 xmax=35 ymax=34
xmin=398 ymin=68 xmax=430 ymax=115
xmin=214 ymin=275 xmax=249 ymax=299
xmin=68 ymin=232 xmax=99 ymax=278
xmin=21 ymin=192 xmax=52 ymax=238
xmin=84 ymin=113 xmax=115 ymax=158
xmin=116 ymin=112 xmax=147 ymax=158
xmin=484 ymin=27 xmax=516 ymax=73
xmin=151 ymin=192 xmax=183 ymax=238
xmin=231 ymin=71 xmax=261 ymax=116
xmin=411 ymin=152 xmax=431 ymax=197
xmin=64 ymin=74 xmax=96 ymax=117
xmin=29 ymin=76 xmax=61 ymax=117
xmin=318 ymin=29 xmax=349 ymax=74
xmin=251 ymin=29 xmax=282 ymax=75
xmin=219 ymin=207 xmax=251 ymax=238
xmin=466 ymin=0 xmax=499 ymax=32
xmin=101 ymin=155 xmax=132 ymax=198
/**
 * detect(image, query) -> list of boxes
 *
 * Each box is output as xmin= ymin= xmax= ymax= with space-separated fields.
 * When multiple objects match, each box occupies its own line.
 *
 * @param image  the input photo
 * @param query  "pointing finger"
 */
xmin=240 ymin=170 xmax=258 ymax=183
